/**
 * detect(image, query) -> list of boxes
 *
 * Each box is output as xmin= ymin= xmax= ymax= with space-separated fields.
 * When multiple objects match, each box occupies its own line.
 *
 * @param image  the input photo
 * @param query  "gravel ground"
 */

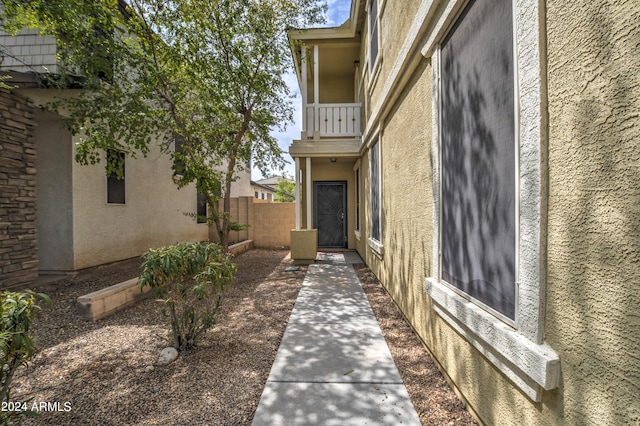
xmin=8 ymin=249 xmax=476 ymax=425
xmin=355 ymin=265 xmax=478 ymax=425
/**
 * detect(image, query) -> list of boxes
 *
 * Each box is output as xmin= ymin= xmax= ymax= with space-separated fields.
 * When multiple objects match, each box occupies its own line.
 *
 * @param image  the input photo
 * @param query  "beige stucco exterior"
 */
xmin=290 ymin=0 xmax=640 ymax=424
xmin=16 ymin=89 xmax=211 ymax=273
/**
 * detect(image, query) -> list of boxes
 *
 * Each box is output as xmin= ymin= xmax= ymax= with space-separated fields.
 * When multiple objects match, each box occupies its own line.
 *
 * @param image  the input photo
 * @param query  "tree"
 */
xmin=0 ymin=0 xmax=326 ymax=251
xmin=274 ymin=177 xmax=295 ymax=202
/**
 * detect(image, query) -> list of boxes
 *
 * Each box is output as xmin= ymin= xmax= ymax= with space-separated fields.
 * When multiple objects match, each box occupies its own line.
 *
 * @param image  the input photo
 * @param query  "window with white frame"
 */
xmin=368 ymin=0 xmax=379 ymax=73
xmin=355 ymin=166 xmax=361 ymax=233
xmin=369 ymin=138 xmax=382 ymax=253
xmin=425 ymin=0 xmax=559 ymax=402
xmin=440 ymin=0 xmax=516 ymax=321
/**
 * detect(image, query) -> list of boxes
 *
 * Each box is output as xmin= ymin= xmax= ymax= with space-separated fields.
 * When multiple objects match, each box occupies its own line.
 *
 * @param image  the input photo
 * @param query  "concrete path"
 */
xmin=252 ymin=252 xmax=421 ymax=426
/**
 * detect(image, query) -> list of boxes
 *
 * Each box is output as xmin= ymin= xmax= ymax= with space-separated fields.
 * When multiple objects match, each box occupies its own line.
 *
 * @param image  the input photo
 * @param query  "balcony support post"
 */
xmin=295 ymin=157 xmax=301 ymax=230
xmin=306 ymin=157 xmax=312 ymax=229
xmin=313 ymin=45 xmax=320 ymax=139
xmin=301 ymin=45 xmax=308 ymax=138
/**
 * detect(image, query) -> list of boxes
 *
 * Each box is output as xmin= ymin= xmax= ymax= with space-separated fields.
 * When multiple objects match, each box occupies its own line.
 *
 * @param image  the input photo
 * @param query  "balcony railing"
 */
xmin=305 ymin=103 xmax=361 ymax=138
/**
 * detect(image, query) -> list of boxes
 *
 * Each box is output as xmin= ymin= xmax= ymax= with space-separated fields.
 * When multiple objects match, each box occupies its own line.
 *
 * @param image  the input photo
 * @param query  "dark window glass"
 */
xmin=355 ymin=168 xmax=360 ymax=231
xmin=197 ymin=190 xmax=207 ymax=223
xmin=440 ymin=0 xmax=515 ymax=319
xmin=107 ymin=149 xmax=125 ymax=204
xmin=369 ymin=0 xmax=379 ymax=71
xmin=370 ymin=140 xmax=380 ymax=242
xmin=173 ymin=135 xmax=186 ymax=176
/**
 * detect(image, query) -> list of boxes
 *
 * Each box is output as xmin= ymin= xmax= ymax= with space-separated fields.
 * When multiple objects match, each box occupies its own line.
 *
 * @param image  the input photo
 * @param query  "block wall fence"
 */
xmin=209 ymin=196 xmax=295 ymax=248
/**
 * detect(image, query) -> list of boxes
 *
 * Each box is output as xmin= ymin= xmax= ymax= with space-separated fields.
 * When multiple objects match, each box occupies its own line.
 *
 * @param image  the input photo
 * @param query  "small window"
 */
xmin=173 ymin=135 xmax=186 ymax=176
xmin=261 ymin=193 xmax=265 ymax=200
xmin=107 ymin=149 xmax=125 ymax=204
xmin=197 ymin=190 xmax=207 ymax=224
xmin=255 ymin=191 xmax=259 ymax=198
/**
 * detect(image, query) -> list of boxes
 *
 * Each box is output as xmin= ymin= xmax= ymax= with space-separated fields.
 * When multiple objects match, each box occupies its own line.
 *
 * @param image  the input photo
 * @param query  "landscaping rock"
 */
xmin=158 ymin=347 xmax=179 ymax=365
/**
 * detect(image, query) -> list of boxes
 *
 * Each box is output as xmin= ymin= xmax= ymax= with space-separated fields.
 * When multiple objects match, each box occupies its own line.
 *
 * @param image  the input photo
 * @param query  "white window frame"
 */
xmin=366 ymin=0 xmax=384 ymax=91
xmin=368 ymin=135 xmax=383 ymax=256
xmin=354 ymin=160 xmax=362 ymax=240
xmin=424 ymin=0 xmax=559 ymax=402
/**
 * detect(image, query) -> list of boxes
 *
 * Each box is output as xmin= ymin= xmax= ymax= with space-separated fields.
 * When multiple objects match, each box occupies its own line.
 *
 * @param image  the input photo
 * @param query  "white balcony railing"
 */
xmin=305 ymin=103 xmax=361 ymax=138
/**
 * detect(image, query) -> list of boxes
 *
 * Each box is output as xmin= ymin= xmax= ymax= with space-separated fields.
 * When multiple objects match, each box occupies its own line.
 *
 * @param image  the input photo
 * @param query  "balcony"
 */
xmin=305 ymin=103 xmax=361 ymax=138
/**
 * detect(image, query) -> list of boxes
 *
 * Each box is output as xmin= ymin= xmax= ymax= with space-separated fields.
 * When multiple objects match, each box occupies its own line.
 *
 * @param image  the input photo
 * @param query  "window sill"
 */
xmin=425 ymin=278 xmax=560 ymax=402
xmin=367 ymin=237 xmax=384 ymax=257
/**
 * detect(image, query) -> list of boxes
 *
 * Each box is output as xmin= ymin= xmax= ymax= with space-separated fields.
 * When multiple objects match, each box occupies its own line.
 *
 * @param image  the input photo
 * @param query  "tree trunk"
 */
xmin=219 ymin=108 xmax=253 ymax=253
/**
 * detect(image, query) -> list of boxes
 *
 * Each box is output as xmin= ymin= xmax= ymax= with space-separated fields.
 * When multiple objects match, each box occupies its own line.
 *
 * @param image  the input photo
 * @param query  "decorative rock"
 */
xmin=145 ymin=365 xmax=155 ymax=372
xmin=158 ymin=347 xmax=179 ymax=365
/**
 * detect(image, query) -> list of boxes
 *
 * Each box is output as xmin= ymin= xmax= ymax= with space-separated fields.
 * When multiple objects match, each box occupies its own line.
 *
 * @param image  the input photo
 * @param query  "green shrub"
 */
xmin=0 ymin=290 xmax=50 ymax=422
xmin=139 ymin=241 xmax=236 ymax=353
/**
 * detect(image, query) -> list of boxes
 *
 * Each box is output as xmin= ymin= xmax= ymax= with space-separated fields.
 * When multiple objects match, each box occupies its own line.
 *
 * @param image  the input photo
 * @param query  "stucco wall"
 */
xmin=545 ymin=0 xmax=640 ymax=423
xmin=71 ymin=136 xmax=208 ymax=270
xmin=357 ymin=0 xmax=640 ymax=425
xmin=34 ymin=110 xmax=74 ymax=272
xmin=17 ymin=89 xmax=208 ymax=271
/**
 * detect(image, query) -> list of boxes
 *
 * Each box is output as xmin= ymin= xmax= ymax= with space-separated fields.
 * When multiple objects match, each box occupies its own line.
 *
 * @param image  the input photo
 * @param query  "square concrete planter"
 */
xmin=290 ymin=229 xmax=317 ymax=264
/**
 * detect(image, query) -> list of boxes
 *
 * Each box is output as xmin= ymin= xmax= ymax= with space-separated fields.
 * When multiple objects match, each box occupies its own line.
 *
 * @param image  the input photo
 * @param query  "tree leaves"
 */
xmin=138 ymin=242 xmax=236 ymax=352
xmin=1 ymin=0 xmax=326 ymax=249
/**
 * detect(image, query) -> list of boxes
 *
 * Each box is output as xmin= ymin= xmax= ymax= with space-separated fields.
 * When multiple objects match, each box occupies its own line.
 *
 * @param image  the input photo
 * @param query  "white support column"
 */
xmin=313 ymin=45 xmax=320 ymax=138
xmin=306 ymin=157 xmax=312 ymax=229
xmin=295 ymin=157 xmax=301 ymax=230
xmin=301 ymin=46 xmax=308 ymax=137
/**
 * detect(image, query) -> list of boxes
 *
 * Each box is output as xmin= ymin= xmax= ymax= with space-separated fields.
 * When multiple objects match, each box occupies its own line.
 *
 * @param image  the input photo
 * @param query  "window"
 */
xmin=440 ymin=0 xmax=515 ymax=321
xmin=173 ymin=135 xmax=186 ymax=176
xmin=107 ymin=149 xmax=125 ymax=204
xmin=368 ymin=0 xmax=379 ymax=73
xmin=197 ymin=190 xmax=207 ymax=223
xmin=425 ymin=0 xmax=559 ymax=401
xmin=368 ymin=138 xmax=383 ymax=254
xmin=255 ymin=191 xmax=259 ymax=198
xmin=355 ymin=167 xmax=361 ymax=232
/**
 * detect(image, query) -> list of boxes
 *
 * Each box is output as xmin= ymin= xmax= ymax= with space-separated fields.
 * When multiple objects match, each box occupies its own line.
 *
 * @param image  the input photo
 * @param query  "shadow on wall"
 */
xmin=545 ymin=1 xmax=640 ymax=423
xmin=439 ymin=0 xmax=516 ymax=321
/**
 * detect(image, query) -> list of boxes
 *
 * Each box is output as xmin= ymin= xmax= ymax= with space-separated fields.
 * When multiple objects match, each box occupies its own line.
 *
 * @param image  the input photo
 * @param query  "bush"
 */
xmin=139 ymin=241 xmax=236 ymax=353
xmin=0 ymin=290 xmax=50 ymax=422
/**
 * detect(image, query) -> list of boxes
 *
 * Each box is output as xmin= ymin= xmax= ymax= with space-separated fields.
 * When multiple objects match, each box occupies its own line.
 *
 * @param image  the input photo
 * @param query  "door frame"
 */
xmin=313 ymin=180 xmax=348 ymax=248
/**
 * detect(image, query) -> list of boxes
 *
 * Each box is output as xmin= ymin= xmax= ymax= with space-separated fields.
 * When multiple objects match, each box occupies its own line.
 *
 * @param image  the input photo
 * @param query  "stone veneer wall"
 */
xmin=0 ymin=89 xmax=38 ymax=288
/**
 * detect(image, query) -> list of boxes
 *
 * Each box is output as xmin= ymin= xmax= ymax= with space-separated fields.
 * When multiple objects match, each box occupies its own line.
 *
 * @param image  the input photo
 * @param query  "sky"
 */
xmin=251 ymin=0 xmax=352 ymax=181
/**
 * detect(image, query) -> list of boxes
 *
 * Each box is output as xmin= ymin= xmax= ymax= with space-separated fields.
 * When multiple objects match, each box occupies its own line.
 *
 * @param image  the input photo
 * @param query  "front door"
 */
xmin=314 ymin=181 xmax=347 ymax=248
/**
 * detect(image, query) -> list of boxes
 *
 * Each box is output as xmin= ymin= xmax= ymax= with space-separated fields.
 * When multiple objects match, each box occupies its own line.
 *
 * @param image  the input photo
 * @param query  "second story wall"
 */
xmin=0 ymin=29 xmax=57 ymax=74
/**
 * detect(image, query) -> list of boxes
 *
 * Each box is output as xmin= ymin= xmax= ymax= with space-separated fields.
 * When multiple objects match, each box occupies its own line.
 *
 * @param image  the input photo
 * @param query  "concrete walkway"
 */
xmin=252 ymin=252 xmax=421 ymax=426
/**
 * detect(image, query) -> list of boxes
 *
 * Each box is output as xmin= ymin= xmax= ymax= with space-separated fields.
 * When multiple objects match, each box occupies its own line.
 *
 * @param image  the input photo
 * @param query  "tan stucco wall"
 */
xmin=544 ymin=0 xmax=640 ymax=423
xmin=71 ymin=136 xmax=208 ymax=270
xmin=33 ymin=110 xmax=74 ymax=272
xmin=356 ymin=0 xmax=640 ymax=425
